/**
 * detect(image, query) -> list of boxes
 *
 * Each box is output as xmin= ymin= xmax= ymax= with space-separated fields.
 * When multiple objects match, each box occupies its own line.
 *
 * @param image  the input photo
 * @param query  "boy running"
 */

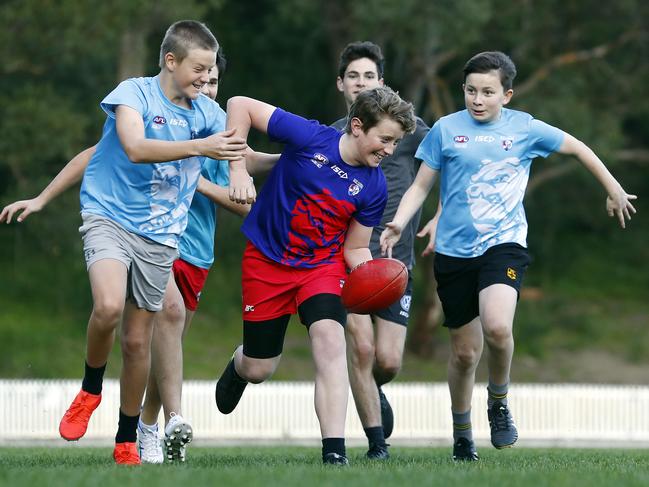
xmin=381 ymin=51 xmax=636 ymax=461
xmin=216 ymin=86 xmax=416 ymax=465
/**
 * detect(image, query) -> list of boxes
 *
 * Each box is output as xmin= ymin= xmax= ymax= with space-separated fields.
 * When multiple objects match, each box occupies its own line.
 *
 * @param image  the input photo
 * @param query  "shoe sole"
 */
xmin=164 ymin=422 xmax=193 ymax=462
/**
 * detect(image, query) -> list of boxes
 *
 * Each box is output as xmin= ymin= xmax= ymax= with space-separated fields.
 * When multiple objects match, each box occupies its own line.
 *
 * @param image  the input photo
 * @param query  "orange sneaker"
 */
xmin=113 ymin=442 xmax=141 ymax=465
xmin=59 ymin=389 xmax=101 ymax=441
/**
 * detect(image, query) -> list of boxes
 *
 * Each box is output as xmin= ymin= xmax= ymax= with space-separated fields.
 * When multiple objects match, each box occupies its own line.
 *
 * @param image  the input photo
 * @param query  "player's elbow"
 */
xmin=121 ymin=141 xmax=147 ymax=163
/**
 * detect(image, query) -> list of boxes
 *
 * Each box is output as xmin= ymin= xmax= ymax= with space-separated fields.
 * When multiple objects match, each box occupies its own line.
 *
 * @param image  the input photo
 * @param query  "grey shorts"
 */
xmin=79 ymin=213 xmax=178 ymax=311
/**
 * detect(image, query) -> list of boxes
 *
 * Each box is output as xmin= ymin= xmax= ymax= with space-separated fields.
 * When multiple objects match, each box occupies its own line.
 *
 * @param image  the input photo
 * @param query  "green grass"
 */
xmin=1 ymin=446 xmax=648 ymax=487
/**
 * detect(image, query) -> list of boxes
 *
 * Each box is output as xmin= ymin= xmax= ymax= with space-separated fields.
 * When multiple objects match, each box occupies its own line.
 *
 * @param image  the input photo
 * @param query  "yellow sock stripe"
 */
xmin=488 ymin=391 xmax=508 ymax=400
xmin=453 ymin=422 xmax=472 ymax=430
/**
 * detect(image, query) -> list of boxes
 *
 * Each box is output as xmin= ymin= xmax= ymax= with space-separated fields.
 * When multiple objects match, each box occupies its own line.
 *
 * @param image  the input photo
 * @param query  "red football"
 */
xmin=341 ymin=258 xmax=408 ymax=314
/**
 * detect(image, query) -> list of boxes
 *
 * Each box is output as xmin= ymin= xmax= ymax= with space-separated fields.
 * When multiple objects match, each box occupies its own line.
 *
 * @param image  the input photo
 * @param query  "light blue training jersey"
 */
xmin=80 ymin=75 xmax=225 ymax=248
xmin=179 ymin=158 xmax=230 ymax=269
xmin=416 ymin=108 xmax=565 ymax=258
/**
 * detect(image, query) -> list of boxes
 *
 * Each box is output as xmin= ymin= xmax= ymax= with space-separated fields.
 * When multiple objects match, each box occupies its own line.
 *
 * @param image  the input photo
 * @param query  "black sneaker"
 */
xmin=378 ymin=387 xmax=394 ymax=439
xmin=323 ymin=452 xmax=349 ymax=465
xmin=366 ymin=442 xmax=390 ymax=460
xmin=488 ymin=401 xmax=518 ymax=449
xmin=452 ymin=437 xmax=479 ymax=461
xmin=215 ymin=358 xmax=248 ymax=414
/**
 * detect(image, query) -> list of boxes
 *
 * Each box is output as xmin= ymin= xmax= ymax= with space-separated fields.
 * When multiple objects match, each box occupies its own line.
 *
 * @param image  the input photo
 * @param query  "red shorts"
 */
xmin=241 ymin=242 xmax=346 ymax=322
xmin=173 ymin=258 xmax=210 ymax=311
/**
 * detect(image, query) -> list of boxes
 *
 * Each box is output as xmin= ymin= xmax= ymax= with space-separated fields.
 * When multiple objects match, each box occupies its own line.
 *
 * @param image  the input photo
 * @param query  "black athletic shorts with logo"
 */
xmin=433 ymin=243 xmax=531 ymax=328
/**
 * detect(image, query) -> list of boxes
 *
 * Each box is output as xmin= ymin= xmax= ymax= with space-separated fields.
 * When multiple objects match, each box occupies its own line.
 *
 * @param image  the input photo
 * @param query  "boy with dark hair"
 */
xmin=216 ymin=86 xmax=416 ymax=465
xmin=53 ymin=20 xmax=247 ymax=464
xmin=332 ymin=41 xmax=429 ymax=460
xmin=381 ymin=50 xmax=636 ymax=461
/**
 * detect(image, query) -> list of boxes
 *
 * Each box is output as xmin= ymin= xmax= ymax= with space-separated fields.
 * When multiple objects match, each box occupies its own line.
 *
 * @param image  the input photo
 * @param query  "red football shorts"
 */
xmin=241 ymin=242 xmax=346 ymax=322
xmin=172 ymin=258 xmax=210 ymax=311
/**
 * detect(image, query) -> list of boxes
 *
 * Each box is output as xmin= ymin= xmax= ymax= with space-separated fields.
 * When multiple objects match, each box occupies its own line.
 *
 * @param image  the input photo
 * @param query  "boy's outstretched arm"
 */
xmin=380 ymin=164 xmax=438 ymax=257
xmin=558 ymin=133 xmax=637 ymax=228
xmin=226 ymin=97 xmax=277 ymax=204
xmin=245 ymin=149 xmax=280 ymax=176
xmin=114 ymin=105 xmax=248 ymax=163
xmin=196 ymin=176 xmax=251 ymax=217
xmin=344 ymin=219 xmax=373 ymax=270
xmin=0 ymin=145 xmax=95 ymax=224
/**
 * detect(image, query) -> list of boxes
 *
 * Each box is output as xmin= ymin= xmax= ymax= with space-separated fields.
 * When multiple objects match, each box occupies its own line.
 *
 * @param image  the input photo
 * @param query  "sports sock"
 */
xmin=452 ymin=409 xmax=473 ymax=442
xmin=115 ymin=409 xmax=139 ymax=443
xmin=322 ymin=437 xmax=346 ymax=458
xmin=138 ymin=418 xmax=158 ymax=431
xmin=487 ymin=381 xmax=509 ymax=407
xmin=364 ymin=426 xmax=386 ymax=446
xmin=81 ymin=361 xmax=106 ymax=395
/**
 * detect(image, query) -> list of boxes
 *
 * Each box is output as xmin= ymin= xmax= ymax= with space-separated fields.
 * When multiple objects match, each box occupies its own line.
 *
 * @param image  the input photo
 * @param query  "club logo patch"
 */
xmin=507 ymin=267 xmax=517 ymax=280
xmin=400 ymin=294 xmax=411 ymax=311
xmin=348 ymin=178 xmax=364 ymax=196
xmin=501 ymin=137 xmax=514 ymax=151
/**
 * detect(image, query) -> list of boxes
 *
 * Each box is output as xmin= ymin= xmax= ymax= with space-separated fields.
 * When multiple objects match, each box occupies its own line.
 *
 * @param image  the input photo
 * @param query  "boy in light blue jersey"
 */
xmin=0 ymin=50 xmax=273 ymax=464
xmin=55 ymin=20 xmax=248 ymax=465
xmin=381 ymin=51 xmax=637 ymax=462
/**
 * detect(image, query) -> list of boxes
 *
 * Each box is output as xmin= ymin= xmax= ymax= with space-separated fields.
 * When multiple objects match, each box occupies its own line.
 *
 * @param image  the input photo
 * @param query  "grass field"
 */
xmin=1 ymin=446 xmax=647 ymax=487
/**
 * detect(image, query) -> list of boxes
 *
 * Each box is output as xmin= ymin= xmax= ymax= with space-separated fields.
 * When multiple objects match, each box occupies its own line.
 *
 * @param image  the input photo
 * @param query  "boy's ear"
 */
xmin=164 ymin=52 xmax=177 ymax=72
xmin=349 ymin=116 xmax=364 ymax=135
xmin=503 ymin=88 xmax=514 ymax=105
xmin=336 ymin=76 xmax=344 ymax=93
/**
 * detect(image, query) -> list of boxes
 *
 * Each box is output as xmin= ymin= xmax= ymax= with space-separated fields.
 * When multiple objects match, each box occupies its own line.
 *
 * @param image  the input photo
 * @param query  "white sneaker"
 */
xmin=164 ymin=413 xmax=193 ymax=463
xmin=137 ymin=421 xmax=164 ymax=464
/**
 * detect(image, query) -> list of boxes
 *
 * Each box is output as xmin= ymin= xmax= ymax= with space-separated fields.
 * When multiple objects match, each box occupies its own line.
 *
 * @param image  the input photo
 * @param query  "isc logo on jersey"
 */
xmin=310 ymin=153 xmax=329 ymax=168
xmin=331 ymin=165 xmax=349 ymax=179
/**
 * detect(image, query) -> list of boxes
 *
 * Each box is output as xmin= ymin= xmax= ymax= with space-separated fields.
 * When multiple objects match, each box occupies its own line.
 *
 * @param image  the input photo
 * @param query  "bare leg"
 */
xmin=310 ymin=319 xmax=348 ymax=438
xmin=479 ymin=284 xmax=517 ymax=385
xmin=141 ymin=275 xmax=186 ymax=424
xmin=86 ymin=259 xmax=128 ymax=367
xmin=373 ymin=317 xmax=407 ymax=386
xmin=447 ymin=317 xmax=483 ymax=413
xmin=346 ymin=313 xmax=380 ymax=428
xmin=119 ymin=301 xmax=156 ymax=416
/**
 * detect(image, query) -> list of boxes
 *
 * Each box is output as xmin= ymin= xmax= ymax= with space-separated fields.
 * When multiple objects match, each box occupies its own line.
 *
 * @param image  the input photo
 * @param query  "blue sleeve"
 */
xmin=267 ymin=108 xmax=321 ymax=150
xmin=527 ymin=119 xmax=565 ymax=158
xmin=415 ymin=122 xmax=442 ymax=170
xmin=100 ymin=79 xmax=148 ymax=119
xmin=354 ymin=175 xmax=388 ymax=228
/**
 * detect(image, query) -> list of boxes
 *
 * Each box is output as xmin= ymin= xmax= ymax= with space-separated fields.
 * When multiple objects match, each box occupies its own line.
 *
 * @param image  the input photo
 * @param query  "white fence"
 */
xmin=2 ymin=379 xmax=649 ymax=447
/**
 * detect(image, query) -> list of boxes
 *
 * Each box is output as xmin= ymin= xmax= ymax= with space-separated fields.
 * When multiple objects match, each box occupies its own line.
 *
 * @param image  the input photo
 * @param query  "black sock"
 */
xmin=81 ymin=361 xmax=106 ymax=395
xmin=230 ymin=359 xmax=247 ymax=383
xmin=322 ymin=437 xmax=346 ymax=458
xmin=115 ymin=409 xmax=140 ymax=443
xmin=364 ymin=426 xmax=386 ymax=447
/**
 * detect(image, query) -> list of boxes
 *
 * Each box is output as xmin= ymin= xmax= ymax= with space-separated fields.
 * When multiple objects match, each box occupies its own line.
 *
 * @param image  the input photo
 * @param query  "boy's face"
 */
xmin=350 ymin=116 xmax=404 ymax=168
xmin=201 ymin=66 xmax=220 ymax=101
xmin=463 ymin=70 xmax=513 ymax=123
xmin=166 ymin=48 xmax=217 ymax=100
xmin=337 ymin=57 xmax=384 ymax=107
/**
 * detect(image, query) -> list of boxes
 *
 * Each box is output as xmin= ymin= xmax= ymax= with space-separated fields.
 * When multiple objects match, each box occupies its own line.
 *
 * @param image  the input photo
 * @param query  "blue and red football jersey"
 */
xmin=242 ymin=108 xmax=387 ymax=268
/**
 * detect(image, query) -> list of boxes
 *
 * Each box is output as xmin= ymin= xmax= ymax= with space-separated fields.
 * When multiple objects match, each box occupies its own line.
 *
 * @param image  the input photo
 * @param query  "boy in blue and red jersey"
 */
xmin=215 ymin=86 xmax=416 ymax=465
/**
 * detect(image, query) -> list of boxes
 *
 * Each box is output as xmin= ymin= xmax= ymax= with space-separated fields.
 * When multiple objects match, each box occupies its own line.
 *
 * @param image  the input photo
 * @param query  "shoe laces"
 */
xmin=491 ymin=404 xmax=513 ymax=431
xmin=138 ymin=425 xmax=160 ymax=451
xmin=115 ymin=444 xmax=140 ymax=463
xmin=64 ymin=400 xmax=94 ymax=424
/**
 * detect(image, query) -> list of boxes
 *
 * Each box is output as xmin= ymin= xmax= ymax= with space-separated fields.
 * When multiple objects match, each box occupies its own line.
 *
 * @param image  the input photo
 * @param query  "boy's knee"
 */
xmin=239 ymin=356 xmax=276 ymax=384
xmin=450 ymin=344 xmax=481 ymax=371
xmin=350 ymin=338 xmax=375 ymax=368
xmin=121 ymin=334 xmax=150 ymax=360
xmin=92 ymin=299 xmax=124 ymax=327
xmin=484 ymin=322 xmax=513 ymax=347
xmin=375 ymin=353 xmax=402 ymax=379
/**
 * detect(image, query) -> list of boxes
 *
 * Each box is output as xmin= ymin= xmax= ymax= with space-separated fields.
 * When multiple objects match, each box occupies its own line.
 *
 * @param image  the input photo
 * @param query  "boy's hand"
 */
xmin=229 ymin=167 xmax=256 ymax=204
xmin=606 ymin=189 xmax=637 ymax=229
xmin=380 ymin=222 xmax=403 ymax=258
xmin=0 ymin=198 xmax=44 ymax=223
xmin=416 ymin=218 xmax=438 ymax=256
xmin=202 ymin=128 xmax=248 ymax=160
